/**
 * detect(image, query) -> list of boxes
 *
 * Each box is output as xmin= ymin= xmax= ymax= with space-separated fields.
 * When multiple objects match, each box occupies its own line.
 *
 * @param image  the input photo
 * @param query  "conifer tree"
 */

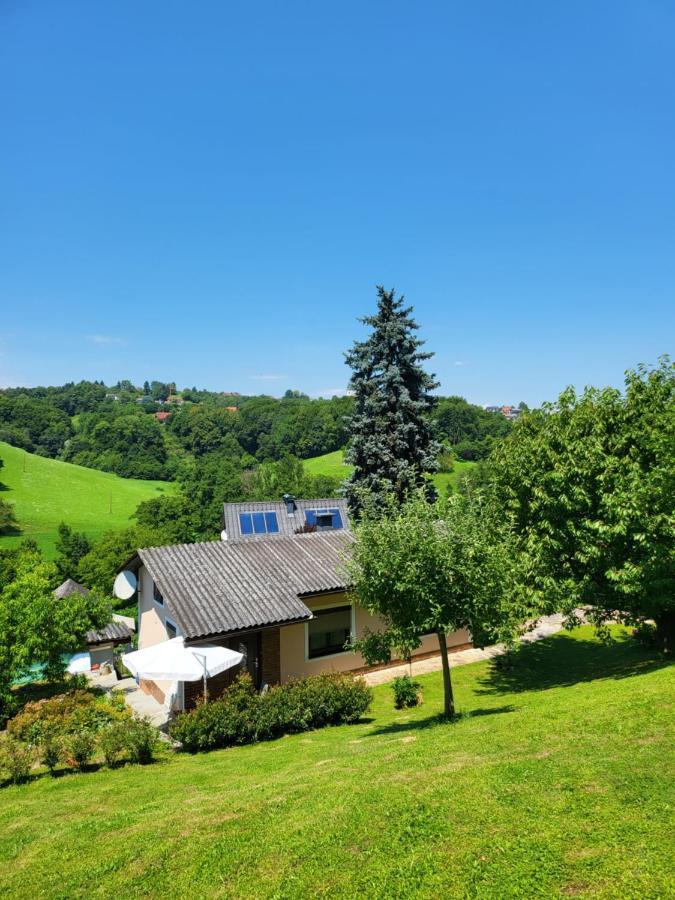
xmin=344 ymin=286 xmax=440 ymax=515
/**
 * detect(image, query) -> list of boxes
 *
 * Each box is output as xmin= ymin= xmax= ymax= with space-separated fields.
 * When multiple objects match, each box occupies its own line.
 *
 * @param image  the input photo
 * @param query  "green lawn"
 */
xmin=0 ymin=441 xmax=175 ymax=558
xmin=305 ymin=449 xmax=476 ymax=494
xmin=0 ymin=627 xmax=672 ymax=898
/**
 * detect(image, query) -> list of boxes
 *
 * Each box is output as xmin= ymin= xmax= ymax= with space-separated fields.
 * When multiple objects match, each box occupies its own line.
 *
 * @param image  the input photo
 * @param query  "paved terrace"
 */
xmin=363 ymin=613 xmax=569 ymax=686
xmin=88 ymin=670 xmax=171 ymax=730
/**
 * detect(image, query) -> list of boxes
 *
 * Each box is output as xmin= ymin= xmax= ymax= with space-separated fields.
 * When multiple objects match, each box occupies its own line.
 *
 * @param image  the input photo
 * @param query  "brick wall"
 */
xmin=261 ymin=627 xmax=281 ymax=685
xmin=140 ymin=678 xmax=165 ymax=705
xmin=183 ymin=666 xmax=240 ymax=710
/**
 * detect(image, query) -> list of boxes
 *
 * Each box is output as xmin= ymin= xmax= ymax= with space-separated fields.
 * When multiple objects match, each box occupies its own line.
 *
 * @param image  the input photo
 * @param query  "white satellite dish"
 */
xmin=220 ymin=529 xmax=228 ymax=542
xmin=113 ymin=570 xmax=137 ymax=600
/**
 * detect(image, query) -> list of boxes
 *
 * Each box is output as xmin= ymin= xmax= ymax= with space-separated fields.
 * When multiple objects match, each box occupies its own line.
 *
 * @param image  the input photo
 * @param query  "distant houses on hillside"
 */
xmin=485 ymin=405 xmax=522 ymax=421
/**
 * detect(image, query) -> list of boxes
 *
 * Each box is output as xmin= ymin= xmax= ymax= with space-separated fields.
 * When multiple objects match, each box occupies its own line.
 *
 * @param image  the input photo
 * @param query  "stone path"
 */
xmin=363 ymin=613 xmax=567 ymax=686
xmin=88 ymin=670 xmax=171 ymax=729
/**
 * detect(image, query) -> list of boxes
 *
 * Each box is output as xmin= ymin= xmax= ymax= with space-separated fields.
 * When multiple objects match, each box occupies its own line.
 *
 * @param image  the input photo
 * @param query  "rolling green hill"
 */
xmin=0 ymin=629 xmax=672 ymax=896
xmin=304 ymin=449 xmax=476 ymax=493
xmin=0 ymin=441 xmax=175 ymax=558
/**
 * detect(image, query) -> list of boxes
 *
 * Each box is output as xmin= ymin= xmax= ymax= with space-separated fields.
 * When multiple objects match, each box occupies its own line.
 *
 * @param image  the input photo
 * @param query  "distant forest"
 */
xmin=0 ymin=379 xmax=516 ymax=483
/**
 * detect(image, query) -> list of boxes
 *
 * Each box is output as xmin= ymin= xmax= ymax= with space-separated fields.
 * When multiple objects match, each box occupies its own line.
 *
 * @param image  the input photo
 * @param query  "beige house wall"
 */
xmin=136 ymin=577 xmax=472 ymax=699
xmin=279 ymin=591 xmax=470 ymax=682
xmin=137 ymin=564 xmax=178 ymax=703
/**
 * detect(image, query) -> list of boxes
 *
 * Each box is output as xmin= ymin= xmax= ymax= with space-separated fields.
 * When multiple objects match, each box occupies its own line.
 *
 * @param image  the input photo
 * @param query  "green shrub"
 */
xmin=0 ymin=737 xmax=35 ymax=785
xmin=124 ymin=718 xmax=160 ymax=765
xmin=99 ymin=723 xmax=128 ymax=768
xmin=41 ymin=731 xmax=62 ymax=775
xmin=8 ymin=689 xmax=130 ymax=746
xmin=66 ymin=731 xmax=96 ymax=771
xmin=391 ymin=675 xmax=422 ymax=709
xmin=170 ymin=672 xmax=372 ymax=753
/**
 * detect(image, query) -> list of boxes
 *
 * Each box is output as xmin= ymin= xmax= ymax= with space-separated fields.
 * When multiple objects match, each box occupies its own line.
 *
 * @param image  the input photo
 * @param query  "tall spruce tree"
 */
xmin=344 ymin=286 xmax=441 ymax=516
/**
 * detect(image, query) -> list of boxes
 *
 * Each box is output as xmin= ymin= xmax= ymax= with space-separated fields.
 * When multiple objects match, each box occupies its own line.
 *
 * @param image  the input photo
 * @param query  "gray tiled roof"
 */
xmin=137 ymin=530 xmax=353 ymax=640
xmin=54 ymin=578 xmax=90 ymax=599
xmin=222 ymin=498 xmax=350 ymax=542
xmin=86 ymin=621 xmax=134 ymax=646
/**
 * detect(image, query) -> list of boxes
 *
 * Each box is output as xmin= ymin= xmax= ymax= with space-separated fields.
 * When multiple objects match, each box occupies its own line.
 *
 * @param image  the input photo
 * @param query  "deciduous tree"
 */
xmin=0 ymin=545 xmax=110 ymax=721
xmin=489 ymin=358 xmax=675 ymax=651
xmin=348 ymin=491 xmax=522 ymax=717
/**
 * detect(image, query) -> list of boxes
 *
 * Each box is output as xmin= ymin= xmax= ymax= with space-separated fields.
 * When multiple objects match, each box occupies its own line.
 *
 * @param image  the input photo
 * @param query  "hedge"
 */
xmin=170 ymin=672 xmax=372 ymax=752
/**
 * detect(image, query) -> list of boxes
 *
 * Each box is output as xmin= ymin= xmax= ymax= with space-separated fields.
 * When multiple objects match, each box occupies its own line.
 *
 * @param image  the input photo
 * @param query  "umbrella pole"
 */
xmin=201 ymin=655 xmax=208 ymax=701
xmin=191 ymin=651 xmax=209 ymax=702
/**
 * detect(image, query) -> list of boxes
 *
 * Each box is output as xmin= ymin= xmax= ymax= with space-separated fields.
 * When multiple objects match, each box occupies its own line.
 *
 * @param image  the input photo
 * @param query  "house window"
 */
xmin=307 ymin=604 xmax=352 ymax=659
xmin=153 ymin=583 xmax=164 ymax=606
xmin=305 ymin=508 xmax=343 ymax=530
xmin=165 ymin=619 xmax=177 ymax=639
xmin=239 ymin=511 xmax=280 ymax=536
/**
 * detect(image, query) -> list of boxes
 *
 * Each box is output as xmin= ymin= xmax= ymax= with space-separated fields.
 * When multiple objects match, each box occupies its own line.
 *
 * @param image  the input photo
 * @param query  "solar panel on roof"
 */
xmin=252 ymin=512 xmax=267 ymax=534
xmin=239 ymin=513 xmax=254 ymax=534
xmin=265 ymin=511 xmax=279 ymax=533
xmin=239 ymin=510 xmax=280 ymax=536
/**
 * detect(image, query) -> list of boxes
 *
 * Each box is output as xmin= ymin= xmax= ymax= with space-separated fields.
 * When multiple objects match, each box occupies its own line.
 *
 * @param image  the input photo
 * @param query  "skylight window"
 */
xmin=305 ymin=508 xmax=343 ymax=530
xmin=239 ymin=511 xmax=280 ymax=535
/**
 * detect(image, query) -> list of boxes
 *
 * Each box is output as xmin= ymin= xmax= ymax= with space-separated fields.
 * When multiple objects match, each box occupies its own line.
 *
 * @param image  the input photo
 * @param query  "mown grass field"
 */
xmin=304 ymin=449 xmax=476 ymax=494
xmin=0 ymin=441 xmax=175 ymax=558
xmin=0 ymin=627 xmax=672 ymax=898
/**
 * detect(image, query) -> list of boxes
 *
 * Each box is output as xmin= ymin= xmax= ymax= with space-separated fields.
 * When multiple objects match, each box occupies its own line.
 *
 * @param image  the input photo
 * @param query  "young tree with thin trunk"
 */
xmin=344 ymin=286 xmax=441 ymax=517
xmin=488 ymin=358 xmax=675 ymax=652
xmin=347 ymin=491 xmax=522 ymax=718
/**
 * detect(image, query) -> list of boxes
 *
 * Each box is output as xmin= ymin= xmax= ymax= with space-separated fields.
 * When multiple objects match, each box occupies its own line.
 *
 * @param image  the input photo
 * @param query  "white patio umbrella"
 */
xmin=122 ymin=637 xmax=244 ymax=701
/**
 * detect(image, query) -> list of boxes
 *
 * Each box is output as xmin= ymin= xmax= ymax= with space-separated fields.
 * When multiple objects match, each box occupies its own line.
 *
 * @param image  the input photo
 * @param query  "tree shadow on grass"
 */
xmin=366 ymin=705 xmax=516 ymax=737
xmin=478 ymin=632 xmax=672 ymax=696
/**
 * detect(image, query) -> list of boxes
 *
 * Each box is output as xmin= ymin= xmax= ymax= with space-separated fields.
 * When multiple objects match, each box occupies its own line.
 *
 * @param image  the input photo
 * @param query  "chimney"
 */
xmin=282 ymin=493 xmax=296 ymax=517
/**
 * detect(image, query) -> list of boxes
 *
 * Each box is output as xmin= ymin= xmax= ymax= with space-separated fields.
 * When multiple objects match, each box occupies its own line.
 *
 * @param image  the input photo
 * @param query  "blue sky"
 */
xmin=1 ymin=1 xmax=673 ymax=406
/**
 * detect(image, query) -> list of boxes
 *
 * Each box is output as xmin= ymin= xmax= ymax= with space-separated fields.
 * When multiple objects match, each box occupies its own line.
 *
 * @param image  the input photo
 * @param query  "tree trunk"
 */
xmin=655 ymin=609 xmax=675 ymax=654
xmin=437 ymin=630 xmax=455 ymax=718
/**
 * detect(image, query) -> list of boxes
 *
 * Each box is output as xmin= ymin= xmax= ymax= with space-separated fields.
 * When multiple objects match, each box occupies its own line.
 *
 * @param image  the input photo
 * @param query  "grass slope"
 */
xmin=0 ymin=441 xmax=174 ymax=558
xmin=305 ymin=449 xmax=476 ymax=493
xmin=0 ymin=628 xmax=672 ymax=898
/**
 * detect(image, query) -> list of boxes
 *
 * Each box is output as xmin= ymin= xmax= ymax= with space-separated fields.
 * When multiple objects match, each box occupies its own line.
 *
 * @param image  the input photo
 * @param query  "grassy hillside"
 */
xmin=0 ymin=628 xmax=672 ymax=897
xmin=305 ymin=449 xmax=476 ymax=493
xmin=0 ymin=441 xmax=174 ymax=558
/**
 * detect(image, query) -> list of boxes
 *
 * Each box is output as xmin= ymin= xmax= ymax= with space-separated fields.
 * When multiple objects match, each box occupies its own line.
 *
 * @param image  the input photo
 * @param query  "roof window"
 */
xmin=305 ymin=508 xmax=343 ymax=530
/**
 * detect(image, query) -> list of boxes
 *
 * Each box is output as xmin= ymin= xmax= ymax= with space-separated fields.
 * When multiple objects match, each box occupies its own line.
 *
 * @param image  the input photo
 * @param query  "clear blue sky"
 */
xmin=1 ymin=1 xmax=673 ymax=406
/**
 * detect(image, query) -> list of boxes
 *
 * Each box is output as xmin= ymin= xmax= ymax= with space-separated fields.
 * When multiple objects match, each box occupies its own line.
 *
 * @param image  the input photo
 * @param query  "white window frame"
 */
xmin=304 ymin=599 xmax=356 ymax=662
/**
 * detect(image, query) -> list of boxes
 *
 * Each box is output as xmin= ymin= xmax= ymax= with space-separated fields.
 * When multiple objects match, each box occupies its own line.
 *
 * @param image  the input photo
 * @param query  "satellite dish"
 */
xmin=113 ymin=570 xmax=137 ymax=600
xmin=220 ymin=530 xmax=228 ymax=541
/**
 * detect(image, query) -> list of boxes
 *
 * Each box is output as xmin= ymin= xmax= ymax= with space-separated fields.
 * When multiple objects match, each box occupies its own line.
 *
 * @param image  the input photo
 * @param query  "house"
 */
xmin=124 ymin=501 xmax=471 ymax=711
xmin=485 ymin=404 xmax=522 ymax=421
xmin=153 ymin=411 xmax=171 ymax=424
xmin=54 ymin=579 xmax=135 ymax=672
